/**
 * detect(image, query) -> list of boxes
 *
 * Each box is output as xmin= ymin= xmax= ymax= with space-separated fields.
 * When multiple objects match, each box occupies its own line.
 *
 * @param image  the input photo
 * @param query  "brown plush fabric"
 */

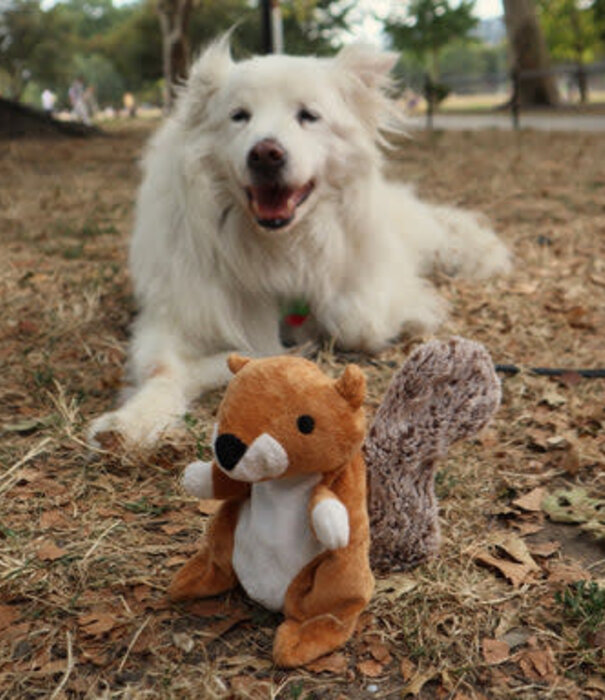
xmin=169 ymin=355 xmax=374 ymax=667
xmin=364 ymin=337 xmax=501 ymax=573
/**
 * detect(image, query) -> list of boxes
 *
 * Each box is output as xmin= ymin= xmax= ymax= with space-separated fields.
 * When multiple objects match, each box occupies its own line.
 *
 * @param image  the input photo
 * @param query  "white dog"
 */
xmin=89 ymin=39 xmax=510 ymax=448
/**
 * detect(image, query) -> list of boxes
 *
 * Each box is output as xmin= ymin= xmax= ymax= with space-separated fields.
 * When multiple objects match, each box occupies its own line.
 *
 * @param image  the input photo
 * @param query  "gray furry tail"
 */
xmin=364 ymin=336 xmax=501 ymax=573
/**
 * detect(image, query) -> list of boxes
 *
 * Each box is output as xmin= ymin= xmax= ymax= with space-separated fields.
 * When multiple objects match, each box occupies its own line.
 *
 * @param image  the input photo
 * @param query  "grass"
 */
xmin=1 ymin=121 xmax=604 ymax=698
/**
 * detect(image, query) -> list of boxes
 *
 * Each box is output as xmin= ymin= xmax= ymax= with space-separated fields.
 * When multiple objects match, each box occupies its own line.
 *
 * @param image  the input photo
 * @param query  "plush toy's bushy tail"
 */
xmin=364 ymin=337 xmax=501 ymax=573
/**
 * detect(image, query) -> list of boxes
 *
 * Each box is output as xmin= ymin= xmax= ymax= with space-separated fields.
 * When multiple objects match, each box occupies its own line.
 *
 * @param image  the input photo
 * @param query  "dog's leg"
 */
xmin=314 ymin=278 xmax=445 ymax=353
xmin=88 ymin=350 xmax=235 ymax=449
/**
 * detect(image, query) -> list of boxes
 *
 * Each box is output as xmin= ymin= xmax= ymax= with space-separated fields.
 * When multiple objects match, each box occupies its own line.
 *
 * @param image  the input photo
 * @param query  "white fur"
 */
xmin=226 ymin=432 xmax=289 ymax=482
xmin=233 ymin=474 xmax=324 ymax=611
xmin=311 ymin=498 xmax=350 ymax=550
xmin=89 ymin=40 xmax=511 ymax=447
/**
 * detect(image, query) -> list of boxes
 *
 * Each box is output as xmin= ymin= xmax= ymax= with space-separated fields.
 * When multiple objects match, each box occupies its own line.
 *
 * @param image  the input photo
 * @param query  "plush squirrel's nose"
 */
xmin=247 ymin=138 xmax=287 ymax=174
xmin=214 ymin=433 xmax=247 ymax=471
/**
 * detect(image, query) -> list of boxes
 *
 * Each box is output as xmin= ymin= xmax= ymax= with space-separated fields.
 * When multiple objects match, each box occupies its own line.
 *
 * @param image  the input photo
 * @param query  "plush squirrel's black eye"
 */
xmin=297 ymin=108 xmax=320 ymax=124
xmin=297 ymin=415 xmax=315 ymax=434
xmin=231 ymin=108 xmax=251 ymax=123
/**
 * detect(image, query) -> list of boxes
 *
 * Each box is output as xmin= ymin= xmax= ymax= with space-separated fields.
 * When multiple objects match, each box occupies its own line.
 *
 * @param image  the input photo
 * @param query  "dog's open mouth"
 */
xmin=246 ymin=181 xmax=314 ymax=229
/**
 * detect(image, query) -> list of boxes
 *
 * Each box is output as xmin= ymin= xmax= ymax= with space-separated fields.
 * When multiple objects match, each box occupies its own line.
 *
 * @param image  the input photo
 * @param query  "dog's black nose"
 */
xmin=247 ymin=138 xmax=287 ymax=175
xmin=214 ymin=433 xmax=247 ymax=471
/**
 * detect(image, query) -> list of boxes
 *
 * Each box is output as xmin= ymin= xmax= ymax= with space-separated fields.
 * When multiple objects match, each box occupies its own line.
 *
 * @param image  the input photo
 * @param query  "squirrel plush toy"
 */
xmin=168 ymin=337 xmax=501 ymax=667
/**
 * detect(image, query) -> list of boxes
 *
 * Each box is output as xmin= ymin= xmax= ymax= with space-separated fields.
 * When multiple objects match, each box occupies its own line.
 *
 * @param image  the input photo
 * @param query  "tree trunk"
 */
xmin=503 ymin=0 xmax=559 ymax=106
xmin=157 ymin=0 xmax=193 ymax=111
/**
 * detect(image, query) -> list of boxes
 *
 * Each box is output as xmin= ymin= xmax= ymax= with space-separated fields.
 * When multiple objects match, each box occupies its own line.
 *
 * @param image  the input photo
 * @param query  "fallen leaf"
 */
xmin=173 ymin=632 xmax=194 ymax=653
xmin=556 ymin=371 xmax=583 ymax=388
xmin=368 ymin=641 xmax=392 ymax=664
xmin=527 ymin=540 xmax=560 ymax=558
xmin=132 ymin=584 xmax=153 ymax=603
xmin=229 ymin=676 xmax=272 ymax=699
xmin=36 ymin=540 xmax=67 ymax=561
xmin=400 ymin=657 xmax=416 ymax=681
xmin=540 ymin=389 xmax=566 ymax=408
xmin=494 ymin=533 xmax=541 ymax=570
xmin=517 ymin=648 xmax=556 ymax=682
xmin=474 ymin=533 xmax=540 ymax=588
xmin=198 ymin=611 xmax=250 ymax=642
xmin=165 ymin=555 xmax=191 ymax=568
xmin=306 ymin=651 xmax=348 ymax=673
xmin=547 ymin=562 xmax=592 ymax=584
xmin=401 ymin=667 xmax=437 ymax=696
xmin=375 ymin=573 xmax=417 ymax=601
xmin=513 ymin=487 xmax=546 ymax=512
xmin=482 ymin=638 xmax=510 ymax=665
xmin=78 ymin=611 xmax=118 ymax=636
xmin=32 ymin=659 xmax=67 ymax=677
xmin=197 ymin=499 xmax=222 ymax=515
xmin=510 ymin=521 xmax=544 ymax=536
xmin=542 ymin=488 xmax=605 ymax=539
xmin=39 ymin=509 xmax=70 ymax=529
xmin=160 ymin=523 xmax=189 ymax=535
xmin=0 ymin=604 xmax=19 ymax=630
xmin=357 ymin=659 xmax=384 ymax=677
xmin=79 ymin=644 xmax=110 ymax=666
xmin=184 ymin=599 xmax=236 ymax=617
xmin=474 ymin=552 xmax=536 ymax=588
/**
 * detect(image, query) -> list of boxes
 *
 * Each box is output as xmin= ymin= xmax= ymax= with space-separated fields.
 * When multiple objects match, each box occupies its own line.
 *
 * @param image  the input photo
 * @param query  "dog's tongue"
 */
xmin=250 ymin=184 xmax=294 ymax=222
xmin=248 ymin=182 xmax=313 ymax=227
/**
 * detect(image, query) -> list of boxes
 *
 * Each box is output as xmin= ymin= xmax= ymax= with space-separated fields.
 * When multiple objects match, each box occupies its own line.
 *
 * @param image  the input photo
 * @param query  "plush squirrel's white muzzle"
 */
xmin=214 ymin=430 xmax=289 ymax=482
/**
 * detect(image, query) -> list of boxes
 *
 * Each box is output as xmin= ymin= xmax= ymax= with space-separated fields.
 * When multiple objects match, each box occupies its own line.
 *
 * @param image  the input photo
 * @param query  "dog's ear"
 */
xmin=334 ymin=44 xmax=398 ymax=90
xmin=179 ymin=34 xmax=233 ymax=124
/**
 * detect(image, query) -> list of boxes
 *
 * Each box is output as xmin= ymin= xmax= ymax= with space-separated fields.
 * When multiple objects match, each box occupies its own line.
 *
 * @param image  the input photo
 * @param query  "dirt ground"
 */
xmin=1 ymin=121 xmax=604 ymax=699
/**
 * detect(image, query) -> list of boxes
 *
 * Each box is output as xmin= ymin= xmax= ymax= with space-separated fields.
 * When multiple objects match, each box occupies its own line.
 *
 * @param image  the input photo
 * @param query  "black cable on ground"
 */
xmin=495 ymin=364 xmax=605 ymax=379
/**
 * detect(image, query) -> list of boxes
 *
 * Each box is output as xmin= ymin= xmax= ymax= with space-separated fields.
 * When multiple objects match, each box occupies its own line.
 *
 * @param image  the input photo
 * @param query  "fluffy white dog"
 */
xmin=89 ymin=39 xmax=510 ymax=447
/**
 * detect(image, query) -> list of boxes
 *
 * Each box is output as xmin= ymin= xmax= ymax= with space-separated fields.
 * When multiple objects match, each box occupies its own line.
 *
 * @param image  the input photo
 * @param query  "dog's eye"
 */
xmin=296 ymin=414 xmax=315 ymax=434
xmin=297 ymin=108 xmax=320 ymax=124
xmin=230 ymin=108 xmax=251 ymax=123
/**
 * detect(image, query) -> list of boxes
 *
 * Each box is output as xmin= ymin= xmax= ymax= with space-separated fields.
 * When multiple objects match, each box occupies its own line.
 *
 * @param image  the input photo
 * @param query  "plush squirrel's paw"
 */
xmin=311 ymin=499 xmax=349 ymax=550
xmin=181 ymin=460 xmax=214 ymax=499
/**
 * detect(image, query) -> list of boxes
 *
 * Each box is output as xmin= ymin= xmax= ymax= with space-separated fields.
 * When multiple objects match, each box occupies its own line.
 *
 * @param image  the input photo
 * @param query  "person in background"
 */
xmin=41 ymin=88 xmax=56 ymax=116
xmin=68 ymin=76 xmax=91 ymax=125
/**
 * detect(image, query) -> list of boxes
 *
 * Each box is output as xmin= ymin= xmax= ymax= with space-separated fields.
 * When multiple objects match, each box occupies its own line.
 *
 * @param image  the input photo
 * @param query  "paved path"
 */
xmin=407 ymin=112 xmax=605 ymax=132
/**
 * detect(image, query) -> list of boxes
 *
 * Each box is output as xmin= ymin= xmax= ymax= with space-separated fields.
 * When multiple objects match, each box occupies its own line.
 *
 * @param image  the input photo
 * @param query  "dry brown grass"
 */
xmin=1 ymin=122 xmax=604 ymax=699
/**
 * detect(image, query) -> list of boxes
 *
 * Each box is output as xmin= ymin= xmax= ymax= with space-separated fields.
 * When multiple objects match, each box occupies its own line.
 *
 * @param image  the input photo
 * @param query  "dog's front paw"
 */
xmin=311 ymin=499 xmax=349 ymax=550
xmin=87 ymin=404 xmax=181 ymax=450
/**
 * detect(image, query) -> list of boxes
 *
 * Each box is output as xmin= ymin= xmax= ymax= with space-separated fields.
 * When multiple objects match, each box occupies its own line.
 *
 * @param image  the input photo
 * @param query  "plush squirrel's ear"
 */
xmin=334 ymin=365 xmax=366 ymax=410
xmin=334 ymin=43 xmax=399 ymax=89
xmin=228 ymin=354 xmax=251 ymax=375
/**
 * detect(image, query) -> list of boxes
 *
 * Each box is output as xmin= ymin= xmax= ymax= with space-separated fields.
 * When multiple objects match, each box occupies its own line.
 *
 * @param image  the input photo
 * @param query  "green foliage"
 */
xmin=556 ymin=580 xmax=605 ymax=644
xmin=0 ymin=0 xmax=77 ymax=98
xmin=385 ymin=0 xmax=478 ymax=79
xmin=538 ymin=0 xmax=602 ymax=64
xmin=71 ymin=52 xmax=125 ymax=105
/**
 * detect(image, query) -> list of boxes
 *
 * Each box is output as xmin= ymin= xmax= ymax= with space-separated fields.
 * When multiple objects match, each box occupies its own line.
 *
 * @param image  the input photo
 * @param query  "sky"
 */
xmin=347 ymin=0 xmax=503 ymax=44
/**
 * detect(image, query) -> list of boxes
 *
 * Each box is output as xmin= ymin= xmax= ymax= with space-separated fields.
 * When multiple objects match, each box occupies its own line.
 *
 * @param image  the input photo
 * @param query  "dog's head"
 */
xmin=177 ymin=39 xmax=399 ymax=232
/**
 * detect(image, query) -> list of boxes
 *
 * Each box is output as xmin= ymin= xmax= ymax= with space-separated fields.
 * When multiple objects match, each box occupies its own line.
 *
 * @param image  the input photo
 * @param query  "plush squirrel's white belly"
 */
xmin=233 ymin=474 xmax=325 ymax=612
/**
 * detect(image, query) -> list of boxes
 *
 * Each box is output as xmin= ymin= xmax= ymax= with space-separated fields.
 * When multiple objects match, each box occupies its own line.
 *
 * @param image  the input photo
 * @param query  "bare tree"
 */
xmin=157 ymin=0 xmax=193 ymax=110
xmin=503 ymin=0 xmax=559 ymax=106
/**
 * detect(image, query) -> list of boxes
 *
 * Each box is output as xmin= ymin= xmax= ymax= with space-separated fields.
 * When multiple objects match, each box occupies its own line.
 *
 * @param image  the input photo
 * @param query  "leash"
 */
xmin=495 ymin=364 xmax=605 ymax=379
